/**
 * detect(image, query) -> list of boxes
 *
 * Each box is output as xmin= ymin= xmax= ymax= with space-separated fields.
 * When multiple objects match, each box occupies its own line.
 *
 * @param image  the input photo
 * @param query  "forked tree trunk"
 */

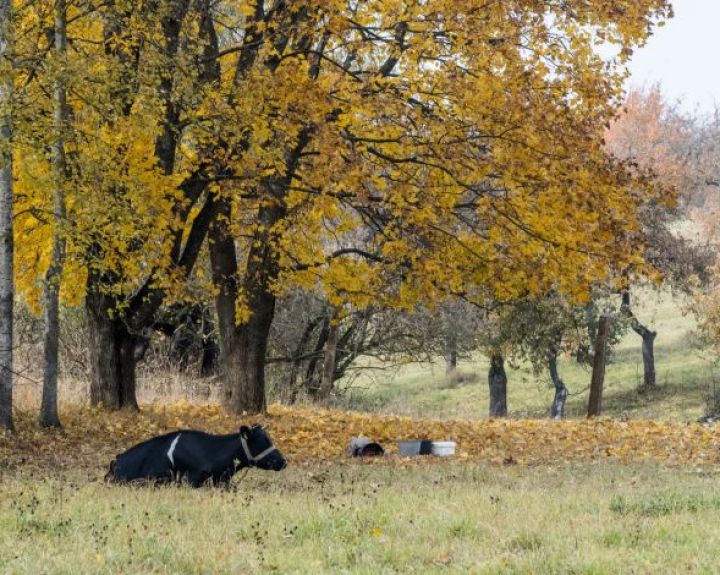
xmin=209 ymin=197 xmax=276 ymax=414
xmin=488 ymin=353 xmax=508 ymax=417
xmin=0 ymin=0 xmax=14 ymax=432
xmin=587 ymin=315 xmax=609 ymax=417
xmin=548 ymin=350 xmax=568 ymax=420
xmin=621 ymin=290 xmax=657 ymax=389
xmin=40 ymin=0 xmax=68 ymax=428
xmin=86 ymin=290 xmax=139 ymax=410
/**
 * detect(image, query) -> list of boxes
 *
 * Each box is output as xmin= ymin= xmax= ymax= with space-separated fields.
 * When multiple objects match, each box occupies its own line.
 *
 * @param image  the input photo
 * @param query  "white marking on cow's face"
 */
xmin=167 ymin=433 xmax=182 ymax=467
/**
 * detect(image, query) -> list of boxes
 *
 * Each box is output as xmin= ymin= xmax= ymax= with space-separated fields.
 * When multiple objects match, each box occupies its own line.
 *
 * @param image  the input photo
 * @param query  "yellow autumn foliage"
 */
xmin=9 ymin=0 xmax=674 ymax=322
xmin=2 ymin=404 xmax=719 ymax=472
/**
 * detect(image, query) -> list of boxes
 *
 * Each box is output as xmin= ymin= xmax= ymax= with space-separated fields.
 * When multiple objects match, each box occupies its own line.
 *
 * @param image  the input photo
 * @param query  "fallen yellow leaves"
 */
xmin=2 ymin=403 xmax=720 ymax=472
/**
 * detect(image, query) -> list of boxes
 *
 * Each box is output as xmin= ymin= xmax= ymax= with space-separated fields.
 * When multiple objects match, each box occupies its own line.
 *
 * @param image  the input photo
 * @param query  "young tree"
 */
xmin=606 ymin=86 xmax=713 ymax=389
xmin=0 ymin=0 xmax=14 ymax=431
xmin=588 ymin=316 xmax=610 ymax=417
xmin=39 ymin=0 xmax=69 ymax=428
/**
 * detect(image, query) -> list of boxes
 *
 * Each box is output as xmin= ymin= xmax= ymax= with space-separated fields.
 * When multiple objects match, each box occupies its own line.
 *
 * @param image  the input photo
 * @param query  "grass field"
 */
xmin=4 ymin=289 xmax=720 ymax=574
xmin=3 ymin=462 xmax=720 ymax=574
xmin=342 ymin=290 xmax=720 ymax=422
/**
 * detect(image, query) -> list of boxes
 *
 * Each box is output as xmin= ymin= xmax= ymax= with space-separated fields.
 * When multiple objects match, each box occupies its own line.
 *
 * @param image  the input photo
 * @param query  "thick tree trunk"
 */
xmin=587 ymin=315 xmax=609 ymax=417
xmin=488 ymin=353 xmax=508 ymax=417
xmin=40 ymin=0 xmax=68 ymax=428
xmin=212 ymin=292 xmax=274 ymax=413
xmin=209 ymin=197 xmax=275 ymax=413
xmin=548 ymin=350 xmax=568 ymax=420
xmin=317 ymin=316 xmax=339 ymax=401
xmin=621 ymin=290 xmax=657 ymax=388
xmin=0 ymin=0 xmax=14 ymax=432
xmin=86 ymin=289 xmax=139 ymax=410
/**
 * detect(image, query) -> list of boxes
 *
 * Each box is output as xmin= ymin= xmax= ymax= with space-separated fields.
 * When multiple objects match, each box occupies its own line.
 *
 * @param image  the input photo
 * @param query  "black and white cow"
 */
xmin=105 ymin=424 xmax=286 ymax=487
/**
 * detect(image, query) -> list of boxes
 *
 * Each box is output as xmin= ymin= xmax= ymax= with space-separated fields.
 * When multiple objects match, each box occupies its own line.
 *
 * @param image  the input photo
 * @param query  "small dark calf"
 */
xmin=105 ymin=424 xmax=286 ymax=488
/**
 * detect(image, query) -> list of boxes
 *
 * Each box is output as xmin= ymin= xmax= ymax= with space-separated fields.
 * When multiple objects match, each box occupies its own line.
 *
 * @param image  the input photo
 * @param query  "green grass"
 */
xmin=3 ymin=463 xmax=720 ymax=573
xmin=342 ymin=290 xmax=719 ymax=422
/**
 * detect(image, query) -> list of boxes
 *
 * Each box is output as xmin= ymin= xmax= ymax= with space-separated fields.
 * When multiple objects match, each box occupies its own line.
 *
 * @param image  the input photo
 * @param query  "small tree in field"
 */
xmin=606 ymin=86 xmax=714 ymax=389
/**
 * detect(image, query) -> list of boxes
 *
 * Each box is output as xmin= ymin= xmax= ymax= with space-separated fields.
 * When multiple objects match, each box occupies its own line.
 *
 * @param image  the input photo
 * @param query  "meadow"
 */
xmin=3 ymin=463 xmax=720 ymax=574
xmin=3 ymin=290 xmax=720 ymax=574
xmin=343 ymin=289 xmax=718 ymax=422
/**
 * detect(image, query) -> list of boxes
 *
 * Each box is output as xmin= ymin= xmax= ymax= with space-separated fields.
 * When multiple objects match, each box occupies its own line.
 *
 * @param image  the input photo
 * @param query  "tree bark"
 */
xmin=548 ymin=349 xmax=568 ymax=420
xmin=199 ymin=307 xmax=219 ymax=376
xmin=587 ymin=315 xmax=609 ymax=417
xmin=445 ymin=335 xmax=458 ymax=375
xmin=40 ymin=0 xmax=69 ymax=428
xmin=209 ymin=197 xmax=275 ymax=413
xmin=317 ymin=313 xmax=339 ymax=401
xmin=0 ymin=0 xmax=14 ymax=432
xmin=639 ymin=329 xmax=656 ymax=388
xmin=621 ymin=290 xmax=657 ymax=388
xmin=86 ymin=288 xmax=139 ymax=410
xmin=488 ymin=353 xmax=508 ymax=417
xmin=305 ymin=316 xmax=330 ymax=395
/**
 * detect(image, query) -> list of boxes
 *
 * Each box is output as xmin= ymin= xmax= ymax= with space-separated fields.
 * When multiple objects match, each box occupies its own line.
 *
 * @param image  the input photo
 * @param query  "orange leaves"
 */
xmin=2 ymin=404 xmax=720 ymax=472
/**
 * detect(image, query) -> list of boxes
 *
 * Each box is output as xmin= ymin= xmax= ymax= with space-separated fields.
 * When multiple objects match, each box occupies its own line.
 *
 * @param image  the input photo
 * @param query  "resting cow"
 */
xmin=105 ymin=424 xmax=286 ymax=487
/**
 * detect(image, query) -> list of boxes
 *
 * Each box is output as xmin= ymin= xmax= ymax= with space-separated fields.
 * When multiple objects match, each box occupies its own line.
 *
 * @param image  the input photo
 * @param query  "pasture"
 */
xmin=2 ymin=462 xmax=720 ymax=573
xmin=3 ymin=291 xmax=720 ymax=574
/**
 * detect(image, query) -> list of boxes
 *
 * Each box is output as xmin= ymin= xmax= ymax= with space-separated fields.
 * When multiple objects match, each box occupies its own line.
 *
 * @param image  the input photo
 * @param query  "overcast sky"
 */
xmin=626 ymin=0 xmax=718 ymax=112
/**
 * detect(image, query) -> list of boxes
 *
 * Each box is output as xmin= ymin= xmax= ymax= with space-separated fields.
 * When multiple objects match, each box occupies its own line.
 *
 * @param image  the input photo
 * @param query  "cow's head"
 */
xmin=240 ymin=424 xmax=286 ymax=471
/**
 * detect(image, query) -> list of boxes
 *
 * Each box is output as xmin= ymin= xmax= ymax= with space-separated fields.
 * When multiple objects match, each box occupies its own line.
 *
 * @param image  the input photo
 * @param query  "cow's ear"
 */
xmin=240 ymin=426 xmax=250 ymax=438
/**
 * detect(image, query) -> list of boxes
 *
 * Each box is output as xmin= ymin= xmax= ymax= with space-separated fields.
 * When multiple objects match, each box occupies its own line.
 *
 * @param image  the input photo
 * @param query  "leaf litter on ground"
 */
xmin=2 ymin=403 xmax=720 ymax=474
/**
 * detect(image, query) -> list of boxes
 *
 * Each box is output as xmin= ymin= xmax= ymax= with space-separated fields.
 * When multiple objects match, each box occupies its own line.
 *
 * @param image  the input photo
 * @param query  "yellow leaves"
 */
xmin=4 ymin=404 xmax=720 ymax=473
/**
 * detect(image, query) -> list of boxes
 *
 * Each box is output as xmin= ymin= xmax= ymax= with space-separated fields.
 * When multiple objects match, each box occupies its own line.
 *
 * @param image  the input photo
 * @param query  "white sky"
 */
xmin=626 ymin=0 xmax=719 ymax=112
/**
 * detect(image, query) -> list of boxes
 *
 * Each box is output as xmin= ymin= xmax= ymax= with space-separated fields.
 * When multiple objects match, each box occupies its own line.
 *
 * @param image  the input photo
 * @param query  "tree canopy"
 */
xmin=6 ymin=0 xmax=673 ymax=413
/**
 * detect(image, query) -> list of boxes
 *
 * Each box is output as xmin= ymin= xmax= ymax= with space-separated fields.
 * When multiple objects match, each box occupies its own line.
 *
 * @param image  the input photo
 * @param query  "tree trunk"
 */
xmin=317 ymin=314 xmax=339 ymax=401
xmin=548 ymin=350 xmax=568 ymax=420
xmin=488 ymin=353 xmax=508 ymax=417
xmin=40 ymin=0 xmax=68 ymax=428
xmin=640 ymin=330 xmax=656 ymax=388
xmin=200 ymin=307 xmax=219 ymax=376
xmin=445 ymin=336 xmax=458 ymax=376
xmin=621 ymin=290 xmax=657 ymax=389
xmin=305 ymin=316 xmax=330 ymax=394
xmin=86 ymin=289 xmax=139 ymax=410
xmin=219 ymin=302 xmax=274 ymax=414
xmin=209 ymin=197 xmax=276 ymax=413
xmin=0 ymin=0 xmax=14 ymax=432
xmin=587 ymin=315 xmax=609 ymax=417
xmin=287 ymin=315 xmax=322 ymax=401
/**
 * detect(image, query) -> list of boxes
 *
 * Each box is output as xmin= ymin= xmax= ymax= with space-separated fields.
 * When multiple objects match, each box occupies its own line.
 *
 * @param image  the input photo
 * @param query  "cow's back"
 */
xmin=111 ymin=432 xmax=178 ymax=482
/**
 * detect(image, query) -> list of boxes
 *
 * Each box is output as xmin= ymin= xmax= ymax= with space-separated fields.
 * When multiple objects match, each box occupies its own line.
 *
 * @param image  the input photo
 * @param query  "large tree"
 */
xmin=10 ymin=0 xmax=673 ymax=415
xmin=204 ymin=0 xmax=673 ymax=413
xmin=14 ymin=0 xmax=222 ymax=409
